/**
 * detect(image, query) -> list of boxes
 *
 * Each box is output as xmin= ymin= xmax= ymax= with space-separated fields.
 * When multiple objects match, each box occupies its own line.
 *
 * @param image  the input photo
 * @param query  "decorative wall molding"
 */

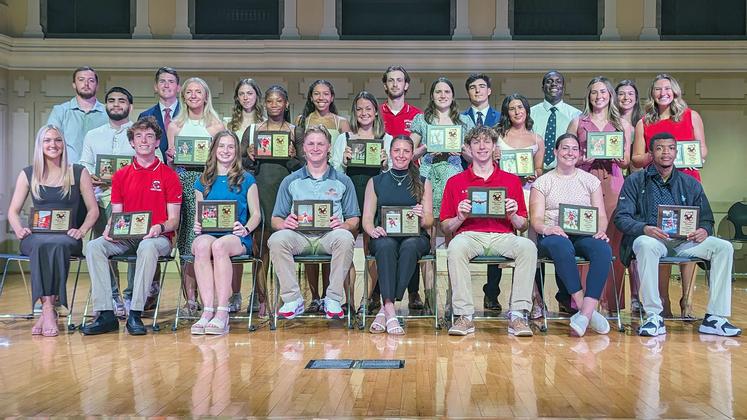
xmin=12 ymin=76 xmax=28 ymax=97
xmin=695 ymin=78 xmax=747 ymax=99
xmin=2 ymin=35 xmax=747 ymax=73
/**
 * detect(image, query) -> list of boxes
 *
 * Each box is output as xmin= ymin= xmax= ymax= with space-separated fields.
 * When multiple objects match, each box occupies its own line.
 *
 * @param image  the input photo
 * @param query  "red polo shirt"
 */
xmin=111 ymin=157 xmax=182 ymax=239
xmin=440 ymin=162 xmax=526 ymax=236
xmin=381 ymin=101 xmax=422 ymax=137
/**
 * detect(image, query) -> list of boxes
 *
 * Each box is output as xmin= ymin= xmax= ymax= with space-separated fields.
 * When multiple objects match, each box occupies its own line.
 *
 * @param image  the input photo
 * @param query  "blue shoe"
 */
xmin=699 ymin=314 xmax=741 ymax=337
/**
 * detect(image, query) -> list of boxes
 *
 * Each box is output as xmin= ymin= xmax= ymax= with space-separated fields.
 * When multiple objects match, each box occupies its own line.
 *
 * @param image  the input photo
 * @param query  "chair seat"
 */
xmin=538 ymin=256 xmax=589 ymax=264
xmin=293 ymin=254 xmax=332 ymax=263
xmin=110 ymin=254 xmax=174 ymax=263
xmin=470 ymin=255 xmax=514 ymax=264
xmin=180 ymin=254 xmax=256 ymax=264
xmin=364 ymin=254 xmax=436 ymax=263
xmin=0 ymin=254 xmax=85 ymax=262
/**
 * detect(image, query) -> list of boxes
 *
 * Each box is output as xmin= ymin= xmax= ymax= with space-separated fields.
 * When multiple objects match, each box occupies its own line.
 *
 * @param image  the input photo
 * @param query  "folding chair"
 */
xmin=269 ymin=254 xmax=355 ymax=330
xmin=537 ymin=256 xmax=624 ymax=333
xmin=0 ymin=253 xmax=85 ymax=330
xmin=174 ymin=254 xmax=264 ymax=331
xmin=78 ymin=250 xmax=176 ymax=332
xmin=445 ymin=255 xmax=516 ymax=329
xmin=631 ymin=255 xmax=710 ymax=324
xmin=360 ymin=253 xmax=438 ymax=330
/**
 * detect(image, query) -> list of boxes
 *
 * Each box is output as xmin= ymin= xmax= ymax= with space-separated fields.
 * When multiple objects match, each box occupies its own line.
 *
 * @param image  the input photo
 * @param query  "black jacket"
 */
xmin=613 ymin=166 xmax=714 ymax=266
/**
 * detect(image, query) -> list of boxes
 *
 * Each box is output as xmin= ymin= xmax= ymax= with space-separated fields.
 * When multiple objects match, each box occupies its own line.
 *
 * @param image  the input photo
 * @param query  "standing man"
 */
xmin=371 ymin=65 xmax=424 ymax=313
xmin=81 ymin=117 xmax=182 ymax=336
xmin=269 ymin=125 xmax=359 ymax=320
xmin=462 ymin=73 xmax=503 ymax=312
xmin=614 ymin=133 xmax=741 ymax=337
xmin=138 ymin=67 xmax=181 ymax=159
xmin=80 ymin=87 xmax=164 ymax=316
xmin=441 ymin=126 xmax=537 ymax=337
xmin=47 ymin=66 xmax=108 ymax=164
xmin=530 ymin=70 xmax=582 ymax=313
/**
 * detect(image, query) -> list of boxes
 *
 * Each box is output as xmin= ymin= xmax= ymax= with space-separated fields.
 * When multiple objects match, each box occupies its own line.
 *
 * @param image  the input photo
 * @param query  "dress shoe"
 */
xmin=81 ymin=310 xmax=119 ymax=335
xmin=367 ymin=294 xmax=382 ymax=315
xmin=483 ymin=294 xmax=502 ymax=312
xmin=126 ymin=310 xmax=147 ymax=335
xmin=408 ymin=292 xmax=424 ymax=310
xmin=557 ymin=299 xmax=578 ymax=315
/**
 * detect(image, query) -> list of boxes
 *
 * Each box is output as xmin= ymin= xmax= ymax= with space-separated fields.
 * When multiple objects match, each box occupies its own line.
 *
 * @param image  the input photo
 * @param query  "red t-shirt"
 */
xmin=381 ymin=102 xmax=422 ymax=137
xmin=643 ymin=107 xmax=701 ymax=182
xmin=111 ymin=157 xmax=182 ymax=239
xmin=440 ymin=163 xmax=527 ymax=236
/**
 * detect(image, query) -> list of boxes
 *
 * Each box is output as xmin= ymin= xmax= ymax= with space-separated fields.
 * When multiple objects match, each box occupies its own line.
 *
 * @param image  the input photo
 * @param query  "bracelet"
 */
xmin=158 ymin=223 xmax=166 ymax=234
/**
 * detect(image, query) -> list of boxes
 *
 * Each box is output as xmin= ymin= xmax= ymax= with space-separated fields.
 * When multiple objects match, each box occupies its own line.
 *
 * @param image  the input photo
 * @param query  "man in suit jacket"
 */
xmin=461 ymin=73 xmax=503 ymax=313
xmin=138 ymin=67 xmax=181 ymax=158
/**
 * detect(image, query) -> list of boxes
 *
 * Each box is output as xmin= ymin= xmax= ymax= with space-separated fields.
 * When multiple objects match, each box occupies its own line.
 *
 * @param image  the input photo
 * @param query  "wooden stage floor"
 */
xmin=0 ymin=271 xmax=745 ymax=418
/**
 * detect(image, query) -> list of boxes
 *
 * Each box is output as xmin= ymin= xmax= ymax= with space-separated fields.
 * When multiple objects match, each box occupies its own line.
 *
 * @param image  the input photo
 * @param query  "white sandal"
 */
xmin=369 ymin=310 xmax=386 ymax=334
xmin=386 ymin=316 xmax=404 ymax=335
xmin=205 ymin=306 xmax=230 ymax=335
xmin=191 ymin=307 xmax=215 ymax=335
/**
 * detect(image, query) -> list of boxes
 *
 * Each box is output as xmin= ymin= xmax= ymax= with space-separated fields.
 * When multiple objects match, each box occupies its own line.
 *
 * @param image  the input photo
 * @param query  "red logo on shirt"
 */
xmin=150 ymin=180 xmax=162 ymax=192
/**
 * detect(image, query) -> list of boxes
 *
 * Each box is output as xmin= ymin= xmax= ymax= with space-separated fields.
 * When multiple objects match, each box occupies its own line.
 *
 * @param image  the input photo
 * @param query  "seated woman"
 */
xmin=7 ymin=125 xmax=98 ymax=336
xmin=191 ymin=130 xmax=261 ymax=335
xmin=529 ymin=133 xmax=612 ymax=336
xmin=362 ymin=135 xmax=433 ymax=335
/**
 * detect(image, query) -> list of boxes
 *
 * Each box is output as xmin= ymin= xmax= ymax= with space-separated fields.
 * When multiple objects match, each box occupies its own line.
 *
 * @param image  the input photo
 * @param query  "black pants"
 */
xmin=369 ymin=234 xmax=431 ymax=302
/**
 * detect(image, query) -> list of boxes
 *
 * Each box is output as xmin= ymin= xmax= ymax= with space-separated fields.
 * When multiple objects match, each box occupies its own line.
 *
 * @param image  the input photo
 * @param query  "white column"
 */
xmin=639 ymin=0 xmax=660 ymax=40
xmin=172 ymin=0 xmax=192 ymax=39
xmin=600 ymin=0 xmax=620 ymax=40
xmin=280 ymin=0 xmax=300 ymax=39
xmin=132 ymin=0 xmax=152 ymax=39
xmin=491 ymin=0 xmax=511 ymax=40
xmin=22 ymin=0 xmax=44 ymax=38
xmin=319 ymin=0 xmax=338 ymax=40
xmin=452 ymin=0 xmax=472 ymax=40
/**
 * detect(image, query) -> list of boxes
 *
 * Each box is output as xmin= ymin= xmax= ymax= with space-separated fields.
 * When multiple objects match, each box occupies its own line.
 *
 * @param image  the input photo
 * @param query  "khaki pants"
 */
xmin=268 ymin=229 xmax=355 ymax=305
xmin=448 ymin=231 xmax=537 ymax=315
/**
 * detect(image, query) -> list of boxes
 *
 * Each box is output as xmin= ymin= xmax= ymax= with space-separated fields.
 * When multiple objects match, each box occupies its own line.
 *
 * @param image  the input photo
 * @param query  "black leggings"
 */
xmin=369 ymin=234 xmax=431 ymax=302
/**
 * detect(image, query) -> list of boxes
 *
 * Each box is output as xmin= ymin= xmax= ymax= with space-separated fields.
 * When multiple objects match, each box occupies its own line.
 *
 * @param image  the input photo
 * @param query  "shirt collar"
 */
xmin=70 ymin=97 xmax=105 ymax=113
xmin=301 ymin=164 xmax=333 ymax=181
xmin=471 ymin=105 xmax=490 ymax=116
xmin=467 ymin=162 xmax=500 ymax=181
xmin=646 ymin=164 xmax=676 ymax=184
xmin=132 ymin=156 xmax=162 ymax=171
xmin=542 ymin=100 xmax=564 ymax=111
xmin=381 ymin=102 xmax=410 ymax=115
xmin=159 ymin=100 xmax=178 ymax=112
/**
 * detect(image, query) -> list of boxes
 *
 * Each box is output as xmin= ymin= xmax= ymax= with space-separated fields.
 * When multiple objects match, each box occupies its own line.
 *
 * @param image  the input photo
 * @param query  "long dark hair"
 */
xmin=615 ymin=79 xmax=642 ymax=126
xmin=201 ymin=130 xmax=244 ymax=197
xmin=298 ymin=79 xmax=338 ymax=130
xmin=390 ymin=135 xmax=424 ymax=202
xmin=423 ymin=77 xmax=464 ymax=127
xmin=350 ymin=91 xmax=385 ymax=138
xmin=228 ymin=78 xmax=263 ymax=132
xmin=496 ymin=93 xmax=534 ymax=137
xmin=265 ymin=84 xmax=292 ymax=123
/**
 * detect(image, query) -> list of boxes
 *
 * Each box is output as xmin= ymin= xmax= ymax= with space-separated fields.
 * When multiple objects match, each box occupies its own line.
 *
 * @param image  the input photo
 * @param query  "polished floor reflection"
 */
xmin=0 ymin=273 xmax=744 ymax=417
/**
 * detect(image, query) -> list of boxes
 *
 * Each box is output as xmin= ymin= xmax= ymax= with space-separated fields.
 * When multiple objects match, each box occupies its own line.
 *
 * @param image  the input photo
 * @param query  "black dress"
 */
xmin=20 ymin=164 xmax=86 ymax=308
xmin=369 ymin=169 xmax=431 ymax=302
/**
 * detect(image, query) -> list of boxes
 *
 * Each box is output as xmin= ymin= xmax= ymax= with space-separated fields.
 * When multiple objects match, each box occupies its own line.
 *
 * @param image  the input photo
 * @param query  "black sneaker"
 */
xmin=699 ymin=314 xmax=742 ymax=337
xmin=638 ymin=314 xmax=666 ymax=337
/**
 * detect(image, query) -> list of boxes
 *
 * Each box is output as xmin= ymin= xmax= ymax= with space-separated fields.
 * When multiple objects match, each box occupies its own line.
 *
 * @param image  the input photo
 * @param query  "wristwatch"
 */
xmin=158 ymin=223 xmax=166 ymax=234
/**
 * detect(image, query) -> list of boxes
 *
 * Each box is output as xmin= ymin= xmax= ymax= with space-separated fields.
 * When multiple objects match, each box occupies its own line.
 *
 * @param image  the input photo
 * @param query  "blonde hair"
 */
xmin=31 ymin=125 xmax=74 ymax=200
xmin=582 ymin=76 xmax=624 ymax=132
xmin=174 ymin=77 xmax=222 ymax=128
xmin=643 ymin=73 xmax=688 ymax=125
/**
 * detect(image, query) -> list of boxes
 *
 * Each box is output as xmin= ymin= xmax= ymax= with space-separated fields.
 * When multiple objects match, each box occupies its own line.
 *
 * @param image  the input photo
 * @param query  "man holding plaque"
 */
xmin=268 ymin=125 xmax=360 ymax=320
xmin=440 ymin=126 xmax=537 ymax=337
xmin=615 ymin=133 xmax=740 ymax=337
xmin=81 ymin=117 xmax=182 ymax=336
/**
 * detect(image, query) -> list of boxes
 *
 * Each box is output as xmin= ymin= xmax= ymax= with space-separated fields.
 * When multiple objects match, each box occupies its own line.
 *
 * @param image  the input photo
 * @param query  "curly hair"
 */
xmin=643 ymin=73 xmax=688 ymax=125
xmin=582 ymin=76 xmax=624 ymax=132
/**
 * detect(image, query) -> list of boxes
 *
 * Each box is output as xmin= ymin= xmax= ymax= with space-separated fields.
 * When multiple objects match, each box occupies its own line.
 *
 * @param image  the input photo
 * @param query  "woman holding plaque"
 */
xmin=295 ymin=80 xmax=351 ymax=313
xmin=242 ymin=84 xmax=301 ymax=316
xmin=7 ymin=125 xmax=99 ymax=336
xmin=529 ymin=133 xmax=612 ymax=337
xmin=633 ymin=73 xmax=707 ymax=182
xmin=191 ymin=130 xmax=260 ymax=335
xmin=495 ymin=93 xmax=545 ymax=203
xmin=362 ymin=135 xmax=433 ymax=334
xmin=166 ymin=77 xmax=226 ymax=316
xmin=566 ymin=76 xmax=632 ymax=314
xmin=631 ymin=73 xmax=707 ymax=318
xmin=410 ymin=77 xmax=474 ymax=220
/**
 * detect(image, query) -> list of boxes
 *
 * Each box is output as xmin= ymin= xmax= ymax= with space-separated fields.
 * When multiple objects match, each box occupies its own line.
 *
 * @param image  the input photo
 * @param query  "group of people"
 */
xmin=6 ymin=64 xmax=740 ymax=339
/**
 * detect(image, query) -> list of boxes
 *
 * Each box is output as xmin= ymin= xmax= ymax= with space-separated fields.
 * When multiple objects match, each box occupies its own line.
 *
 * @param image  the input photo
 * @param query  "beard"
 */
xmin=76 ymin=89 xmax=96 ymax=100
xmin=107 ymin=109 xmax=129 ymax=121
xmin=386 ymin=88 xmax=405 ymax=100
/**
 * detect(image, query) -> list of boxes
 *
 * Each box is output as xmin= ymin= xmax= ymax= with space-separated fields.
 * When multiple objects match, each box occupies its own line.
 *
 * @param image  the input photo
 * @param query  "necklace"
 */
xmin=264 ymin=120 xmax=287 ymax=131
xmin=389 ymin=170 xmax=408 ymax=186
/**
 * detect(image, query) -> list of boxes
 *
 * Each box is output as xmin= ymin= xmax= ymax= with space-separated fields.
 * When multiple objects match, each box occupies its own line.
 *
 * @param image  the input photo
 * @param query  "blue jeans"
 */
xmin=537 ymin=234 xmax=612 ymax=300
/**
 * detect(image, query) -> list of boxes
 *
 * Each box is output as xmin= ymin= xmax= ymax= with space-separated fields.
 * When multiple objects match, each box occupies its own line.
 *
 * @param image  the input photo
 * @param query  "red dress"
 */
xmin=642 ymin=107 xmax=701 ymax=182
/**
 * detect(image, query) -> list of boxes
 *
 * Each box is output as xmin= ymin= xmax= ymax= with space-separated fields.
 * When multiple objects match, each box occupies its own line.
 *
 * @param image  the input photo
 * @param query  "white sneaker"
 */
xmin=589 ymin=310 xmax=610 ymax=334
xmin=324 ymin=297 xmax=344 ymax=319
xmin=278 ymin=298 xmax=304 ymax=319
xmin=699 ymin=314 xmax=742 ymax=337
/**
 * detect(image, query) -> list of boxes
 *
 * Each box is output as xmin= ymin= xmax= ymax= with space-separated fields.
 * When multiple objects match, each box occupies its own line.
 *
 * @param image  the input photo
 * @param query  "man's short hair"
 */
xmin=304 ymin=124 xmax=331 ymax=143
xmin=105 ymin=87 xmax=133 ymax=104
xmin=381 ymin=65 xmax=411 ymax=84
xmin=465 ymin=126 xmax=498 ymax=144
xmin=542 ymin=70 xmax=564 ymax=85
xmin=155 ymin=66 xmax=180 ymax=85
xmin=73 ymin=66 xmax=98 ymax=82
xmin=649 ymin=132 xmax=676 ymax=151
xmin=128 ymin=116 xmax=162 ymax=142
xmin=465 ymin=73 xmax=492 ymax=91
